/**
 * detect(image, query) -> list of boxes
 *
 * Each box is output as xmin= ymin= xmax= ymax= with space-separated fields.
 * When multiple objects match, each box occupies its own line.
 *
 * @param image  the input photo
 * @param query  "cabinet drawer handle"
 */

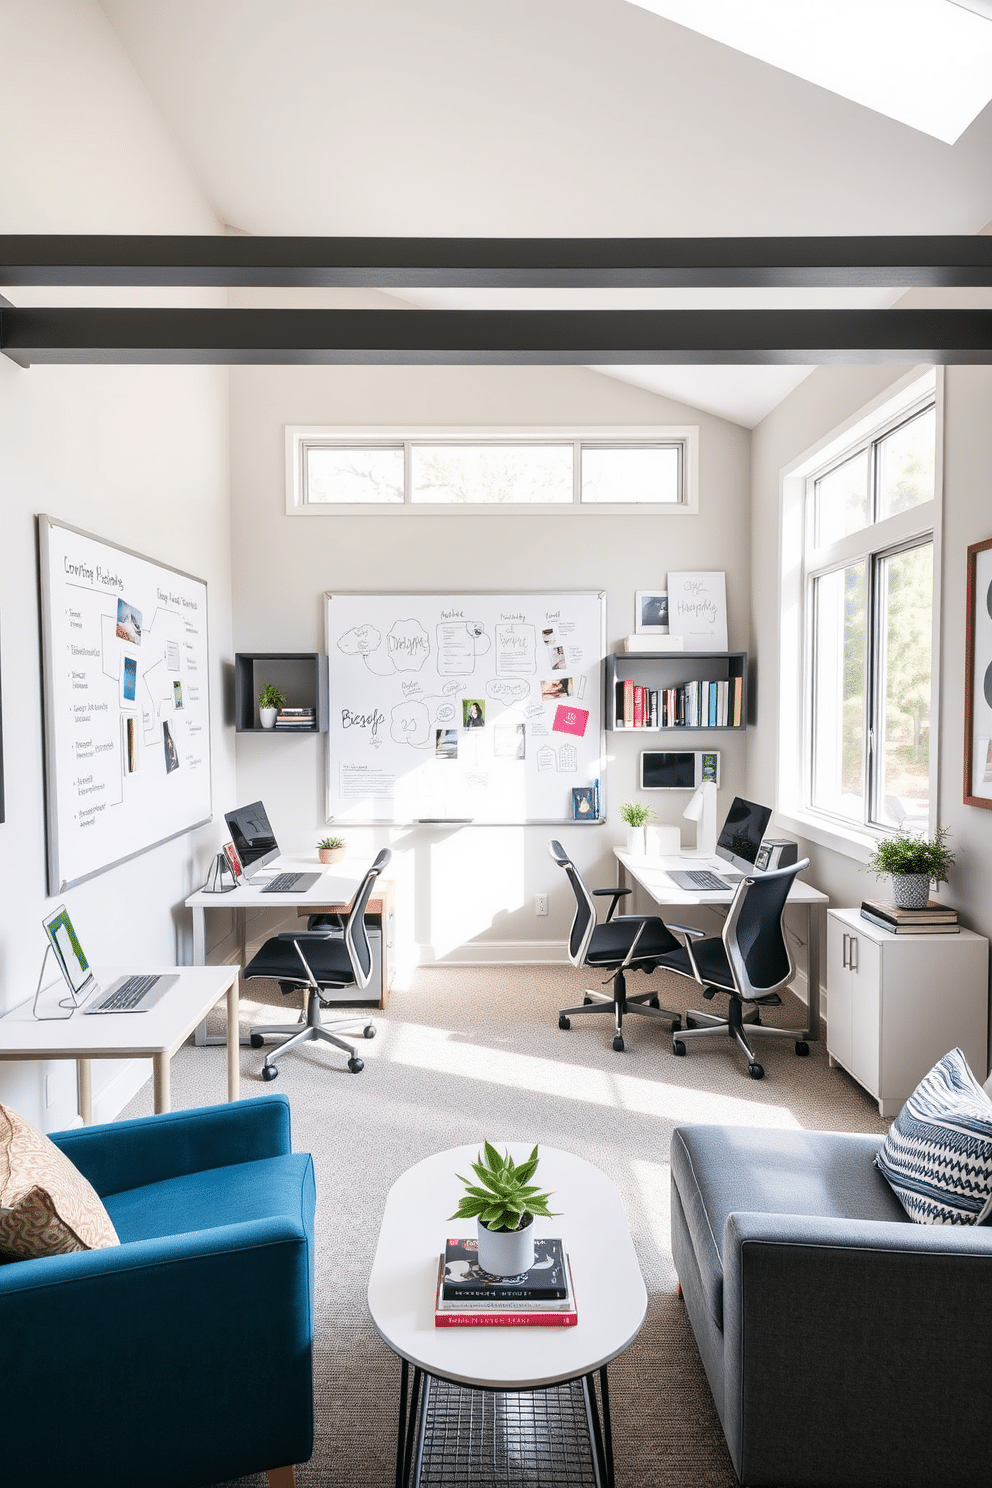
xmin=850 ymin=934 xmax=859 ymax=972
xmin=842 ymin=932 xmax=849 ymax=969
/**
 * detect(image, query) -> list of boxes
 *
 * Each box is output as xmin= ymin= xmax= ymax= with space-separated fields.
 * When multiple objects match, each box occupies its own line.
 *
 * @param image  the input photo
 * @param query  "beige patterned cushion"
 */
xmin=0 ymin=1104 xmax=119 ymax=1261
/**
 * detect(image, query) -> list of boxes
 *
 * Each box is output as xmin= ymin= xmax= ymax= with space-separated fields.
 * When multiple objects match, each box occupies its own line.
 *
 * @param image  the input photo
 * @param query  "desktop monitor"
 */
xmin=224 ymin=800 xmax=279 ymax=881
xmin=715 ymin=796 xmax=773 ymax=874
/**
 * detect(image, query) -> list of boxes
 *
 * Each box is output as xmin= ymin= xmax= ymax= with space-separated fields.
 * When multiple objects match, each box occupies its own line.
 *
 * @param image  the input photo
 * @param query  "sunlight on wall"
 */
xmin=386 ymin=1021 xmax=802 ymax=1128
xmin=429 ymin=827 xmax=526 ymax=957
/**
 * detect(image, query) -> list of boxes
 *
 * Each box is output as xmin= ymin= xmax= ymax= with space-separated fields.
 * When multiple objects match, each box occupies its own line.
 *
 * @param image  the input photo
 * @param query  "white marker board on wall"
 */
xmin=325 ymin=592 xmax=606 ymax=824
xmin=39 ymin=516 xmax=212 ymax=893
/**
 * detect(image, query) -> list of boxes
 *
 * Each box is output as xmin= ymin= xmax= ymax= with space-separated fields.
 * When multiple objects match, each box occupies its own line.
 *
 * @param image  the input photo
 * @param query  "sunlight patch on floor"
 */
xmin=385 ymin=1022 xmax=801 ymax=1128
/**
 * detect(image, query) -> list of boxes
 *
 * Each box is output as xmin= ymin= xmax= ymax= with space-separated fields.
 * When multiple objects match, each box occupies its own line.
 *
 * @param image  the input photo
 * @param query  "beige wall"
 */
xmin=0 ymin=0 xmax=234 ymax=1128
xmin=228 ymin=356 xmax=751 ymax=962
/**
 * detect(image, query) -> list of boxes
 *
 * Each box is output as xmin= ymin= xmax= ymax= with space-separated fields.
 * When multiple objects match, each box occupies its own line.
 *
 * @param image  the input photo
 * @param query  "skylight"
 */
xmin=624 ymin=0 xmax=992 ymax=143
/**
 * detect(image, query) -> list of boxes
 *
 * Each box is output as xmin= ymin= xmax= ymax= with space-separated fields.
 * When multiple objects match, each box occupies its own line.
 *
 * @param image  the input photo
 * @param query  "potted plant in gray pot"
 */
xmin=449 ymin=1142 xmax=559 ymax=1277
xmin=865 ymin=824 xmax=955 ymax=909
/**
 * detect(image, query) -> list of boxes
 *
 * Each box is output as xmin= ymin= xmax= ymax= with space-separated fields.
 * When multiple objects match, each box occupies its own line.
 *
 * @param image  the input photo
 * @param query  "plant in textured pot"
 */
xmin=449 ymin=1142 xmax=559 ymax=1278
xmin=316 ymin=835 xmax=346 ymax=865
xmin=865 ymin=825 xmax=956 ymax=909
xmin=619 ymin=800 xmax=654 ymax=856
xmin=257 ymin=682 xmax=287 ymax=729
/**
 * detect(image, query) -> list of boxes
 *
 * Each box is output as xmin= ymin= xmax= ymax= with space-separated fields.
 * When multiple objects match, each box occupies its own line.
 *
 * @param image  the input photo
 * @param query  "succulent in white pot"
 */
xmin=449 ymin=1142 xmax=559 ymax=1278
xmin=257 ymin=682 xmax=286 ymax=729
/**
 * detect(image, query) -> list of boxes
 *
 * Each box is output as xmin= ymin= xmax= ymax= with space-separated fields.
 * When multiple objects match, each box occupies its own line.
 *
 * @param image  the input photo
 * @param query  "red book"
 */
xmin=434 ymin=1308 xmax=578 ymax=1327
xmin=623 ymin=678 xmax=634 ymax=727
xmin=632 ymin=685 xmax=645 ymax=728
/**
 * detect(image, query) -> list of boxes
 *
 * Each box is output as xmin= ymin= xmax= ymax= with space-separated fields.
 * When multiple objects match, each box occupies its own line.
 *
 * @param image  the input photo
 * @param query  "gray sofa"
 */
xmin=671 ymin=1123 xmax=992 ymax=1488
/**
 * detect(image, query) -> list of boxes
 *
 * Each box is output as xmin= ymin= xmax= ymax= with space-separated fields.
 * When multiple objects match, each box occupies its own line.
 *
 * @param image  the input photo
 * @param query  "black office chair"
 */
xmin=550 ymin=839 xmax=684 ymax=1052
xmin=666 ymin=857 xmax=812 ymax=1079
xmin=244 ymin=848 xmax=391 ymax=1079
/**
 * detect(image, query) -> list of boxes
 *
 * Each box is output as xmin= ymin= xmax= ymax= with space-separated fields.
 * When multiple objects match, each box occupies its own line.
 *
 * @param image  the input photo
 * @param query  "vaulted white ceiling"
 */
xmin=96 ymin=0 xmax=992 ymax=425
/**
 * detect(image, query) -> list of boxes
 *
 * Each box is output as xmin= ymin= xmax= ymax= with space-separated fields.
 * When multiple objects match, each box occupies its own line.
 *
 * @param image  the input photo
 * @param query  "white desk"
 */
xmin=0 ymin=965 xmax=239 ymax=1124
xmin=368 ymin=1143 xmax=647 ymax=1488
xmin=613 ymin=848 xmax=829 ymax=1040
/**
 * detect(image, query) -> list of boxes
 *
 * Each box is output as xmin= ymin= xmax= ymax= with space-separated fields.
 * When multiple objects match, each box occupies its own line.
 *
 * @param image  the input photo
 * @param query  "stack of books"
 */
xmin=433 ymin=1236 xmax=577 ymax=1328
xmin=860 ymin=899 xmax=959 ymax=935
xmin=616 ymin=675 xmax=742 ymax=729
xmin=274 ymin=707 xmax=316 ymax=731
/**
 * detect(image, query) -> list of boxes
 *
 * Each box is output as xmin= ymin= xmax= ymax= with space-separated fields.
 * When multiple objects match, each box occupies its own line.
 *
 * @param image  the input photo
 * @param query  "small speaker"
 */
xmin=754 ymin=838 xmax=799 ymax=872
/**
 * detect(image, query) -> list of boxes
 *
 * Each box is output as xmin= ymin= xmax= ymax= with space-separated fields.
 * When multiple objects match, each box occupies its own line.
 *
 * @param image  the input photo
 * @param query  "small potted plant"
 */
xmin=619 ymin=800 xmax=654 ymax=857
xmin=317 ymin=835 xmax=346 ymax=865
xmin=865 ymin=825 xmax=956 ymax=909
xmin=449 ymin=1141 xmax=559 ymax=1277
xmin=257 ymin=682 xmax=287 ymax=729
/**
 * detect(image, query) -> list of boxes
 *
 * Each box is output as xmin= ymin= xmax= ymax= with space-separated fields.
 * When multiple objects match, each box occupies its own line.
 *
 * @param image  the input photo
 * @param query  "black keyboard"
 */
xmin=95 ymin=975 xmax=159 ymax=1011
xmin=262 ymin=871 xmax=321 ymax=893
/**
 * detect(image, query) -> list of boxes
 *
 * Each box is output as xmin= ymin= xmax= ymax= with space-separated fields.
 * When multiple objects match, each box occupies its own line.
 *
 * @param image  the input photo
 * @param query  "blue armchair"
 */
xmin=0 ymin=1094 xmax=315 ymax=1488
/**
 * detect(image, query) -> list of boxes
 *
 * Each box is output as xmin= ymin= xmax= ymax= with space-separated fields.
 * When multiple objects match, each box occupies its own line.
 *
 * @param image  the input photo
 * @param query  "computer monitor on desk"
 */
xmin=715 ymin=796 xmax=773 ymax=874
xmin=223 ymin=800 xmax=321 ymax=893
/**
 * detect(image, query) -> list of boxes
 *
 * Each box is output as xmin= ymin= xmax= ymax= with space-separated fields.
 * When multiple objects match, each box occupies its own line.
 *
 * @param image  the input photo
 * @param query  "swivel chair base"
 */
xmin=671 ymin=994 xmax=809 ymax=1080
xmin=251 ymin=983 xmax=375 ymax=1079
xmin=558 ymin=968 xmax=681 ymax=1053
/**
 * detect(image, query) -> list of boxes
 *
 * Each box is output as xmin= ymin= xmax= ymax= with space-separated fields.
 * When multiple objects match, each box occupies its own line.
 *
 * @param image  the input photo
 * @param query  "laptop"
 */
xmin=223 ymin=799 xmax=321 ymax=893
xmin=42 ymin=905 xmax=178 ymax=1014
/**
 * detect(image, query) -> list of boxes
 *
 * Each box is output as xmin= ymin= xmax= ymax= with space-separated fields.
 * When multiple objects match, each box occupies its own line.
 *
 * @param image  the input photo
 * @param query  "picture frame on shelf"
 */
xmin=635 ymin=591 xmax=669 ymax=634
xmin=571 ymin=786 xmax=597 ymax=821
xmin=667 ymin=571 xmax=728 ymax=652
xmin=964 ymin=535 xmax=992 ymax=810
xmin=222 ymin=841 xmax=243 ymax=879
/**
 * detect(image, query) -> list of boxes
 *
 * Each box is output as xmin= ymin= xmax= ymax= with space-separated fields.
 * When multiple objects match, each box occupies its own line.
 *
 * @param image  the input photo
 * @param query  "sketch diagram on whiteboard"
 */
xmin=326 ymin=593 xmax=605 ymax=824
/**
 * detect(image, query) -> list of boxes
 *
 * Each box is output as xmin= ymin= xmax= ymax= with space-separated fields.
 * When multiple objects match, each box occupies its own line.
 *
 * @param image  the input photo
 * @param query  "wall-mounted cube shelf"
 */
xmin=234 ymin=652 xmax=329 ymax=733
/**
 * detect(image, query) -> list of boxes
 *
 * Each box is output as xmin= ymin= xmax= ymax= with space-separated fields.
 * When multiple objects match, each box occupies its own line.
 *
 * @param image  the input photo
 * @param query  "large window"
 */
xmin=286 ymin=427 xmax=697 ymax=514
xmin=797 ymin=386 xmax=937 ymax=837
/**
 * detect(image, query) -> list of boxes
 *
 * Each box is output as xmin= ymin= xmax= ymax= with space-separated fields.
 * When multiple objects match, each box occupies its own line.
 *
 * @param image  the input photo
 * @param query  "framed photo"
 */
xmin=667 ymin=571 xmax=728 ymax=651
xmin=571 ymin=785 xmax=597 ymax=821
xmin=964 ymin=536 xmax=992 ymax=810
xmin=223 ymin=841 xmax=243 ymax=879
xmin=635 ymin=591 xmax=669 ymax=634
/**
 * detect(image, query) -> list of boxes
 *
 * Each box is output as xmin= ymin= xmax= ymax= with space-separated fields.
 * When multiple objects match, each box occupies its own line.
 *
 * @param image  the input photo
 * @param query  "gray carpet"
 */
xmin=120 ymin=964 xmax=889 ymax=1488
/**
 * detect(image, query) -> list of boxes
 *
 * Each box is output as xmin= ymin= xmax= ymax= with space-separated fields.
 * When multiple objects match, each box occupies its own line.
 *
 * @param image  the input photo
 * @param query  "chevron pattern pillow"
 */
xmin=876 ymin=1048 xmax=992 ymax=1225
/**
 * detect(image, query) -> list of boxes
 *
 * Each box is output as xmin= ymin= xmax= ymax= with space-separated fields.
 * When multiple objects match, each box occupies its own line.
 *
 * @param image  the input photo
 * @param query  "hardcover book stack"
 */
xmin=860 ymin=899 xmax=959 ymax=934
xmin=274 ymin=707 xmax=316 ymax=731
xmin=616 ymin=675 xmax=742 ymax=729
xmin=434 ymin=1236 xmax=577 ymax=1327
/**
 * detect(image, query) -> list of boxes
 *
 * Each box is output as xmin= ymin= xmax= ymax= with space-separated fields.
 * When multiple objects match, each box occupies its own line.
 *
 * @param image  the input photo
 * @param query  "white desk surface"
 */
xmin=186 ymin=857 xmax=363 ymax=911
xmin=613 ymin=848 xmax=827 ymax=907
xmin=0 ymin=964 xmax=238 ymax=1057
xmin=368 ymin=1143 xmax=647 ymax=1391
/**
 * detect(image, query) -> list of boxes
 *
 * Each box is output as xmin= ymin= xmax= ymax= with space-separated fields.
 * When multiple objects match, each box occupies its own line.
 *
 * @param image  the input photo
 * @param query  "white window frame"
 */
xmin=777 ymin=368 xmax=942 ymax=862
xmin=284 ymin=425 xmax=699 ymax=516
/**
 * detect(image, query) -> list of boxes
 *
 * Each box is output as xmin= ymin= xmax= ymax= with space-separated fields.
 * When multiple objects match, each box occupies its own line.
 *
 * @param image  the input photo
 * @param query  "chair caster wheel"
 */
xmin=612 ymin=1035 xmax=625 ymax=1052
xmin=347 ymin=1057 xmax=364 ymax=1074
xmin=250 ymin=1033 xmax=265 ymax=1049
xmin=558 ymin=1015 xmax=570 ymax=1030
xmin=673 ymin=1038 xmax=686 ymax=1056
xmin=748 ymin=1062 xmax=764 ymax=1080
xmin=670 ymin=1017 xmax=682 ymax=1033
xmin=363 ymin=1024 xmax=376 ymax=1039
xmin=648 ymin=996 xmax=660 ymax=1009
xmin=583 ymin=996 xmax=594 ymax=1005
xmin=262 ymin=1064 xmax=279 ymax=1081
xmin=795 ymin=1041 xmax=809 ymax=1056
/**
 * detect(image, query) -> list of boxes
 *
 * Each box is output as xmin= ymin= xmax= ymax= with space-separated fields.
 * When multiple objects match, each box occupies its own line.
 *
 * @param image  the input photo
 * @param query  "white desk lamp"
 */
xmin=683 ymin=781 xmax=718 ymax=858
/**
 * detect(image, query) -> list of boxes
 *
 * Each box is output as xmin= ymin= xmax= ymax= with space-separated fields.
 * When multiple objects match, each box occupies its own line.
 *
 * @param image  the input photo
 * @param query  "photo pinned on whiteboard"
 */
xmin=541 ymin=676 xmax=574 ymax=700
xmin=462 ymin=699 xmax=485 ymax=728
xmin=493 ymin=723 xmax=525 ymax=759
xmin=163 ymin=720 xmax=180 ymax=774
xmin=666 ymin=572 xmax=728 ymax=652
xmin=435 ymin=729 xmax=459 ymax=760
xmin=635 ymin=591 xmax=669 ymax=634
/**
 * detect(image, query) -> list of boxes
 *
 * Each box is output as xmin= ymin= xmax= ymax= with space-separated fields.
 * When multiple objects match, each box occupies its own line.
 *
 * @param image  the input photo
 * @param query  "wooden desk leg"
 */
xmin=226 ymin=975 xmax=240 ymax=1103
xmin=266 ymin=1469 xmax=295 ymax=1488
xmin=806 ymin=902 xmax=823 ymax=1041
xmin=153 ymin=1053 xmax=171 ymax=1114
xmin=77 ymin=1059 xmax=93 ymax=1126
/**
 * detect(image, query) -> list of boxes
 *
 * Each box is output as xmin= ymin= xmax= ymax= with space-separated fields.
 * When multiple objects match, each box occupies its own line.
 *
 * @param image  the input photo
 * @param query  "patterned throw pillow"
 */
xmin=875 ymin=1048 xmax=992 ymax=1225
xmin=0 ymin=1103 xmax=119 ymax=1261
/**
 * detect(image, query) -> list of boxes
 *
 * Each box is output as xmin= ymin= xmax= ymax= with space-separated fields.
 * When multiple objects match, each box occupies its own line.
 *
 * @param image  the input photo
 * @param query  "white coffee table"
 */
xmin=368 ymin=1143 xmax=647 ymax=1488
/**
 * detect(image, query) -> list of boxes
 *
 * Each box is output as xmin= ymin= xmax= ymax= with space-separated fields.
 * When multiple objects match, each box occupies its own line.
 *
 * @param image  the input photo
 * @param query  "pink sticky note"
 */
xmin=553 ymin=704 xmax=589 ymax=737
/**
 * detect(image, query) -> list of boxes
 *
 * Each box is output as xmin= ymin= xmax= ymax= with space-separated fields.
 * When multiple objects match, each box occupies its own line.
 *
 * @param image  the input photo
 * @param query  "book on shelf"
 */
xmin=434 ymin=1247 xmax=577 ymax=1328
xmin=860 ymin=908 xmax=959 ymax=935
xmin=615 ymin=671 xmax=742 ymax=729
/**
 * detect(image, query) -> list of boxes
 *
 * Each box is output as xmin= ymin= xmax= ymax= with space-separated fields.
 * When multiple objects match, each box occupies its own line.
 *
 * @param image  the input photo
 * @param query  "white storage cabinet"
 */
xmin=826 ymin=908 xmax=989 ymax=1117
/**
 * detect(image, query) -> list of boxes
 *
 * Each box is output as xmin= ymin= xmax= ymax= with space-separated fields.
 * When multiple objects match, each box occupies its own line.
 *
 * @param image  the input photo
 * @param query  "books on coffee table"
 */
xmin=434 ymin=1236 xmax=577 ymax=1327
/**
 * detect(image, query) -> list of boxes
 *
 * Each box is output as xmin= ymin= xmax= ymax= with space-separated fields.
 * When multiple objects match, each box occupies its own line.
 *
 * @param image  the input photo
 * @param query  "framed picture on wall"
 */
xmin=964 ymin=535 xmax=992 ymax=810
xmin=635 ymin=591 xmax=669 ymax=633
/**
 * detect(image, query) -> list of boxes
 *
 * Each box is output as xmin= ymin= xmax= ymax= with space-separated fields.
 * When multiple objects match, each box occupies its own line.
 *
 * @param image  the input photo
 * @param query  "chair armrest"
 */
xmin=669 ymin=922 xmax=706 ymax=939
xmin=593 ymin=886 xmax=632 ymax=922
xmin=721 ymin=1210 xmax=992 ymax=1486
xmin=51 ymin=1094 xmax=293 ymax=1197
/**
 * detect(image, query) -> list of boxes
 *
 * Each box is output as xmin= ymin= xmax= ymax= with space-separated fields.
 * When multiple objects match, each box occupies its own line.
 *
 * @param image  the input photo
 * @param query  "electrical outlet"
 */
xmin=535 ymin=894 xmax=548 ymax=916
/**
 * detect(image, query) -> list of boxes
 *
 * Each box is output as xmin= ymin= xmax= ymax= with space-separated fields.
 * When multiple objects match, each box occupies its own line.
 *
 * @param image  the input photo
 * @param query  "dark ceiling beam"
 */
xmin=2 ymin=235 xmax=992 ymax=288
xmin=2 ymin=307 xmax=989 ymax=367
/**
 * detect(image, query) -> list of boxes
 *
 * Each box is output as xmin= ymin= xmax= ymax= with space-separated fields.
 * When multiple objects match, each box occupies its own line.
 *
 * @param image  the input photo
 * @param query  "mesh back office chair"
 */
xmin=550 ymin=839 xmax=684 ymax=1052
xmin=666 ymin=857 xmax=811 ymax=1079
xmin=244 ymin=848 xmax=391 ymax=1080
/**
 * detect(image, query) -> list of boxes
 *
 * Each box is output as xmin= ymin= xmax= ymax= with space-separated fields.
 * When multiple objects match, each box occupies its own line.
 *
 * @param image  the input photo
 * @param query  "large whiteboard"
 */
xmin=325 ymin=592 xmax=606 ymax=824
xmin=39 ymin=516 xmax=212 ymax=892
